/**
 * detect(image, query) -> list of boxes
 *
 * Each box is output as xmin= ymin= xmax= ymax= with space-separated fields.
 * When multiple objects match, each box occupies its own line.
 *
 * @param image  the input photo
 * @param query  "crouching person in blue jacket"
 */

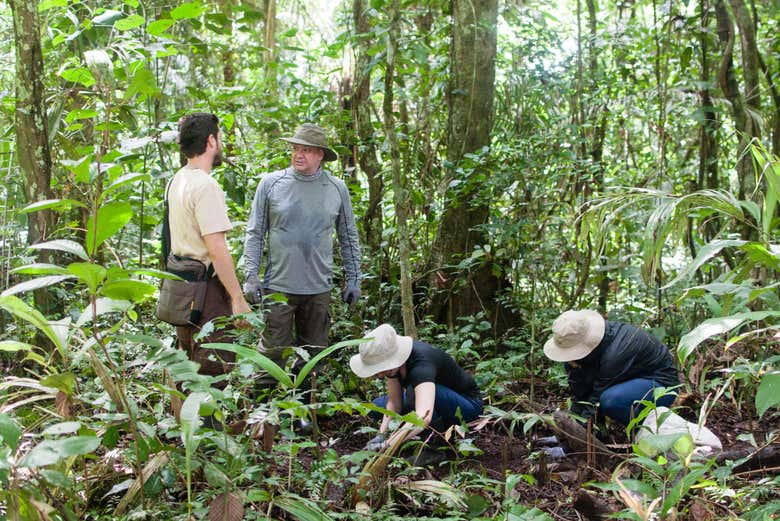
xmin=544 ymin=309 xmax=679 ymax=426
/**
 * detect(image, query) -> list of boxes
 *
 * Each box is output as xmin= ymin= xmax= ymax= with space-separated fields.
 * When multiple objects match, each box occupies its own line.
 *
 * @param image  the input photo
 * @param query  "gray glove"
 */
xmin=542 ymin=446 xmax=567 ymax=459
xmin=365 ymin=432 xmax=387 ymax=451
xmin=342 ymin=284 xmax=360 ymax=306
xmin=243 ymin=275 xmax=263 ymax=305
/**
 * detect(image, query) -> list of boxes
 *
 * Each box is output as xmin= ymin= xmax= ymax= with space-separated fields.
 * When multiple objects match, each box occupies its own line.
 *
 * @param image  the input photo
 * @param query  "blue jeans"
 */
xmin=371 ymin=384 xmax=483 ymax=431
xmin=599 ymin=378 xmax=677 ymax=425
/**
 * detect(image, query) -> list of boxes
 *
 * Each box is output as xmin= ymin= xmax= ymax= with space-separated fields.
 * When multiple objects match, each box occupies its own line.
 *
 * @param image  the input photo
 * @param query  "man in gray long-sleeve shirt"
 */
xmin=243 ymin=123 xmax=361 ymax=382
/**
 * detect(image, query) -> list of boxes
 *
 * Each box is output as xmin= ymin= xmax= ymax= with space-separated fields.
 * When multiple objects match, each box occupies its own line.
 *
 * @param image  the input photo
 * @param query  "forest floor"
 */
xmin=299 ymin=378 xmax=779 ymax=520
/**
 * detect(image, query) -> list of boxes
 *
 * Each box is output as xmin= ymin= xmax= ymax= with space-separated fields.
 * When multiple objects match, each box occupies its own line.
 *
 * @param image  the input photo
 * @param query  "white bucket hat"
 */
xmin=543 ymin=310 xmax=606 ymax=362
xmin=349 ymin=324 xmax=413 ymax=378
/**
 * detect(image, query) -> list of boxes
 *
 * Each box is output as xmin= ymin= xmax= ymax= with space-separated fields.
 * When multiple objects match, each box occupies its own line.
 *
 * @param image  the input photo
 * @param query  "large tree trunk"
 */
xmin=10 ymin=0 xmax=56 ymax=316
xmin=352 ymin=0 xmax=387 ymax=320
xmin=428 ymin=0 xmax=503 ymax=332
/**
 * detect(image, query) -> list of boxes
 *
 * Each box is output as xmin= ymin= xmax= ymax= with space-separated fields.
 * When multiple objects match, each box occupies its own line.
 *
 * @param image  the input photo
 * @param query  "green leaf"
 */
xmin=0 ymin=414 xmax=22 ymax=451
xmin=0 ymin=296 xmax=64 ymax=352
xmin=147 ymin=18 xmax=174 ymax=36
xmin=76 ymin=297 xmax=133 ymax=327
xmin=11 ymin=264 xmax=70 ymax=276
xmin=85 ymin=202 xmax=133 ymax=256
xmin=1 ymin=275 xmax=76 ymax=297
xmin=740 ymin=243 xmax=780 ymax=270
xmin=293 ymin=338 xmax=364 ymax=389
xmin=68 ymin=262 xmax=107 ymax=294
xmin=61 ymin=67 xmax=96 ymax=87
xmin=203 ymin=343 xmax=293 ymax=388
xmin=171 ymin=2 xmax=204 ymax=20
xmin=662 ymin=239 xmax=746 ymax=290
xmin=636 ymin=432 xmax=689 ymax=458
xmin=0 ymin=340 xmax=38 ymax=353
xmin=756 ymin=372 xmax=780 ymax=418
xmin=29 ymin=240 xmax=88 ymax=260
xmin=17 ymin=199 xmax=87 ymax=214
xmin=62 ymin=155 xmax=92 ymax=183
xmin=39 ymin=373 xmax=77 ymax=396
xmin=93 ymin=9 xmax=123 ymax=25
xmin=275 ymin=495 xmax=334 ymax=521
xmin=114 ymin=14 xmax=145 ymax=30
xmin=125 ymin=66 xmax=160 ymax=99
xmin=101 ymin=279 xmax=156 ymax=302
xmin=20 ymin=436 xmax=100 ymax=468
xmin=103 ymin=172 xmax=150 ymax=199
xmin=41 ymin=422 xmax=82 ymax=436
xmin=39 ymin=0 xmax=68 ymax=11
xmin=677 ymin=311 xmax=780 ymax=364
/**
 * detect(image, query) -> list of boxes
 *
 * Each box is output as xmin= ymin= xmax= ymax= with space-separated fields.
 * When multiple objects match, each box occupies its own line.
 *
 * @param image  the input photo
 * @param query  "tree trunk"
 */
xmin=715 ymin=0 xmax=757 ymax=205
xmin=383 ymin=0 xmax=416 ymax=337
xmin=352 ymin=0 xmax=387 ymax=320
xmin=428 ymin=0 xmax=502 ymax=332
xmin=698 ymin=0 xmax=720 ymax=242
xmin=10 ymin=0 xmax=56 ymax=316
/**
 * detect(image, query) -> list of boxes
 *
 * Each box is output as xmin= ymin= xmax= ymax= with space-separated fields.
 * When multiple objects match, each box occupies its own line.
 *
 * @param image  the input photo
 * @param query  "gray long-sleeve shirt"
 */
xmin=244 ymin=167 xmax=361 ymax=294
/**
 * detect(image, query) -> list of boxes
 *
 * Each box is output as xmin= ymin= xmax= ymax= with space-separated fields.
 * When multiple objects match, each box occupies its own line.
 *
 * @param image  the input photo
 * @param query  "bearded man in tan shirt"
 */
xmin=167 ymin=112 xmax=250 ymax=379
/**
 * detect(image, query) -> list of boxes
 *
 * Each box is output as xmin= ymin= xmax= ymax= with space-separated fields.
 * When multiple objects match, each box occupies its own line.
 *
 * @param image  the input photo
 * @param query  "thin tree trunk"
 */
xmin=383 ymin=0 xmax=416 ymax=337
xmin=698 ymin=0 xmax=720 ymax=243
xmin=9 ymin=0 xmax=56 ymax=316
xmin=352 ymin=0 xmax=386 ymax=319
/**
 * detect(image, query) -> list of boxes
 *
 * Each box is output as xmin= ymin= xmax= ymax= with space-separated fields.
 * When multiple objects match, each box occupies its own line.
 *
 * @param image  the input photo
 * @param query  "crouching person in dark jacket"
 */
xmin=544 ymin=310 xmax=679 ymax=425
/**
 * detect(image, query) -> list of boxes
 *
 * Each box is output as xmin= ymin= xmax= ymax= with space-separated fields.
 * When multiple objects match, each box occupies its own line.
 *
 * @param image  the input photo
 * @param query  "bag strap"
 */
xmin=161 ymin=178 xmax=174 ymax=269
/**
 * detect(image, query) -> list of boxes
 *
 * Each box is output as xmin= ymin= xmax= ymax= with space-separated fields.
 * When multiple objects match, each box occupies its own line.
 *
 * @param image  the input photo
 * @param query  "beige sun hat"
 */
xmin=280 ymin=123 xmax=337 ymax=162
xmin=543 ymin=310 xmax=606 ymax=362
xmin=349 ymin=324 xmax=413 ymax=378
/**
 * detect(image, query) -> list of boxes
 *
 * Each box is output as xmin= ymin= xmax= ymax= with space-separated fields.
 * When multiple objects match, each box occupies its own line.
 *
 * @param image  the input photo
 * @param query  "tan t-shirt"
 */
xmin=167 ymin=166 xmax=232 ymax=266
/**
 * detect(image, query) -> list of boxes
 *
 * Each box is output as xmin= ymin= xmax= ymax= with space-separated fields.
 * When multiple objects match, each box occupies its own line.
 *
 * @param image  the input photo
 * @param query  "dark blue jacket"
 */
xmin=565 ymin=321 xmax=679 ymax=419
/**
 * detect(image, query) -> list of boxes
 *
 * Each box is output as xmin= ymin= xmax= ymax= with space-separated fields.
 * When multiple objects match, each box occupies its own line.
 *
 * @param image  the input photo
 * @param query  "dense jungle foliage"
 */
xmin=0 ymin=0 xmax=779 ymax=519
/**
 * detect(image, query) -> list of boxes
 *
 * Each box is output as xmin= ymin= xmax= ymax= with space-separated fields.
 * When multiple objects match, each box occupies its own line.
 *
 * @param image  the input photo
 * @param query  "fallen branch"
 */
xmin=549 ymin=411 xmax=622 ymax=469
xmin=716 ymin=445 xmax=780 ymax=473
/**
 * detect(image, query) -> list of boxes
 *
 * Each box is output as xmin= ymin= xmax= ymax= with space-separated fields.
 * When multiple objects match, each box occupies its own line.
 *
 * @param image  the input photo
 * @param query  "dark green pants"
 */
xmin=260 ymin=290 xmax=331 ymax=363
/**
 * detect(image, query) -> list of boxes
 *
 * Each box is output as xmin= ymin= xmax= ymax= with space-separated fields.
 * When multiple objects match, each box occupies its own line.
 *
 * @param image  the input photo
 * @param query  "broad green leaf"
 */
xmin=124 ymin=0 xmax=140 ymax=7
xmin=293 ymin=338 xmax=364 ymax=388
xmin=65 ymin=109 xmax=99 ymax=124
xmin=125 ymin=66 xmax=160 ymax=99
xmin=0 ymin=414 xmax=22 ymax=451
xmin=76 ymin=297 xmax=133 ymax=327
xmin=1 ymin=275 xmax=76 ymax=297
xmin=20 ymin=436 xmax=100 ymax=468
xmin=677 ymin=311 xmax=780 ymax=364
xmin=101 ymin=279 xmax=156 ymax=302
xmin=740 ymin=243 xmax=780 ymax=270
xmin=147 ymin=18 xmax=174 ymax=36
xmin=40 ymin=373 xmax=76 ymax=396
xmin=662 ymin=239 xmax=745 ymax=290
xmin=114 ymin=14 xmax=145 ymax=30
xmin=85 ymin=202 xmax=133 ymax=256
xmin=42 ymin=422 xmax=82 ymax=436
xmin=0 ymin=296 xmax=64 ymax=353
xmin=102 ymin=172 xmax=150 ymax=200
xmin=128 ymin=267 xmax=182 ymax=280
xmin=39 ymin=0 xmax=68 ymax=11
xmin=635 ymin=432 xmax=687 ymax=458
xmin=672 ymin=433 xmax=695 ymax=459
xmin=61 ymin=67 xmax=96 ymax=87
xmin=92 ymin=9 xmax=123 ymax=25
xmin=203 ymin=343 xmax=293 ymax=388
xmin=29 ymin=240 xmax=88 ymax=260
xmin=0 ymin=341 xmax=37 ymax=353
xmin=756 ymin=372 xmax=780 ymax=418
xmin=11 ymin=264 xmax=70 ymax=276
xmin=275 ymin=495 xmax=334 ymax=521
xmin=17 ymin=199 xmax=87 ymax=214
xmin=68 ymin=263 xmax=107 ymax=294
xmin=171 ymin=2 xmax=204 ymax=20
xmin=61 ymin=155 xmax=92 ymax=183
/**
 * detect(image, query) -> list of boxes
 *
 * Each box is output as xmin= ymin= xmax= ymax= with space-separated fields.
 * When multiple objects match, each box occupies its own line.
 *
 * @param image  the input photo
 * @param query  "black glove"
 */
xmin=342 ymin=284 xmax=361 ymax=306
xmin=243 ymin=275 xmax=263 ymax=304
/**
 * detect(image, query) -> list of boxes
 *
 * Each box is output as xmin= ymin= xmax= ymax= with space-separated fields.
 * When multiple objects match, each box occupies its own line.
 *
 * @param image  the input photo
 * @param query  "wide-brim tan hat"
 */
xmin=281 ymin=123 xmax=337 ymax=162
xmin=543 ymin=310 xmax=606 ymax=362
xmin=349 ymin=323 xmax=413 ymax=378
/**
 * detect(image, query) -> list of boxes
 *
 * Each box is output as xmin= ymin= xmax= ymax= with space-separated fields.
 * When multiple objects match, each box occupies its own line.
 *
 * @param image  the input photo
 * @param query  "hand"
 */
xmin=243 ymin=275 xmax=263 ymax=304
xmin=365 ymin=432 xmax=387 ymax=451
xmin=232 ymin=297 xmax=252 ymax=329
xmin=342 ymin=284 xmax=361 ymax=306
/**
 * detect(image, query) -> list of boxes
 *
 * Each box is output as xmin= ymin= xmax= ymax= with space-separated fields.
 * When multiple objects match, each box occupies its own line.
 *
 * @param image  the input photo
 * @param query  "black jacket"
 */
xmin=565 ymin=321 xmax=679 ymax=419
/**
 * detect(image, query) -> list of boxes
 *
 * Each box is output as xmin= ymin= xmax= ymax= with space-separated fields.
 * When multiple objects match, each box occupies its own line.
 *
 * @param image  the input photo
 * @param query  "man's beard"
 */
xmin=212 ymin=149 xmax=223 ymax=167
